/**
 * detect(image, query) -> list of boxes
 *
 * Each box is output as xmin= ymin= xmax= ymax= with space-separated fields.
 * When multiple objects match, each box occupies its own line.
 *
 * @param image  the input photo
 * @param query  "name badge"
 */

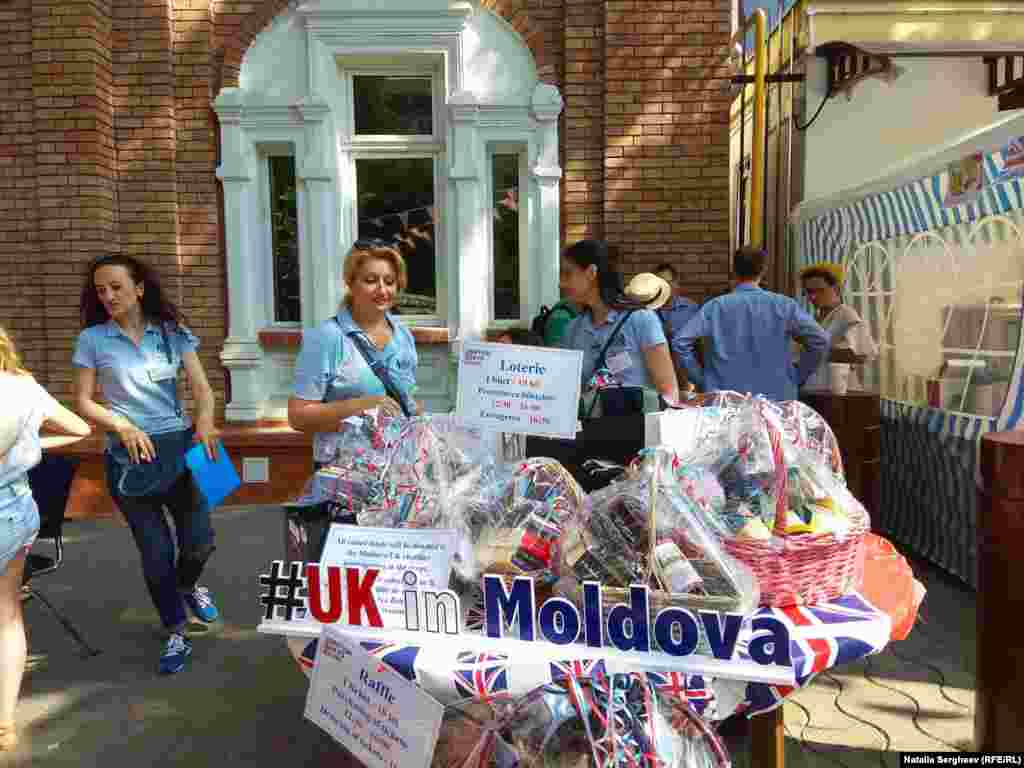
xmin=147 ymin=365 xmax=176 ymax=383
xmin=606 ymin=350 xmax=631 ymax=375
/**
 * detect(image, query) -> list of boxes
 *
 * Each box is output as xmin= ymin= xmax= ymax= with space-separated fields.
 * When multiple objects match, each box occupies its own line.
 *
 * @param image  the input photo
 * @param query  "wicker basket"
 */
xmin=677 ymin=393 xmax=868 ymax=607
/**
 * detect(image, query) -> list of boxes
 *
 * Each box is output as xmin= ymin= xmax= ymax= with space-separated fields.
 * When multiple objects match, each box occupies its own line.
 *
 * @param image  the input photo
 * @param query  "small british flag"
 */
xmin=359 ymin=641 xmax=421 ymax=683
xmin=453 ymin=651 xmax=510 ymax=703
xmin=646 ymin=671 xmax=716 ymax=718
xmin=549 ymin=657 xmax=607 ymax=684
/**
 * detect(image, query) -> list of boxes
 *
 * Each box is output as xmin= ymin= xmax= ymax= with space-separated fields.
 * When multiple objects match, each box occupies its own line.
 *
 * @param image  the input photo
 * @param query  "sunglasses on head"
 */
xmin=354 ymin=237 xmax=392 ymax=249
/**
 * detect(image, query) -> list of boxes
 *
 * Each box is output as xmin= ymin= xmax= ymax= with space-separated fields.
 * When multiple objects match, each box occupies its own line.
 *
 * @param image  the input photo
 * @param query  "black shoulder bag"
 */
xmin=582 ymin=310 xmax=638 ymax=421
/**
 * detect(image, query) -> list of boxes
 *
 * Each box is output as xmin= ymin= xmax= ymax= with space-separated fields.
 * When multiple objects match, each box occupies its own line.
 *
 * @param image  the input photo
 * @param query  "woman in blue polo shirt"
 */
xmin=288 ymin=240 xmax=419 ymax=485
xmin=558 ymin=240 xmax=679 ymax=405
xmin=72 ymin=254 xmax=221 ymax=676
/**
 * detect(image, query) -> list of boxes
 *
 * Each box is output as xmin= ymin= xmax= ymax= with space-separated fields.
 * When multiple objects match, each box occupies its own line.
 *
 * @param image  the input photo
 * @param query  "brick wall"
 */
xmin=0 ymin=0 xmax=731 ymax=412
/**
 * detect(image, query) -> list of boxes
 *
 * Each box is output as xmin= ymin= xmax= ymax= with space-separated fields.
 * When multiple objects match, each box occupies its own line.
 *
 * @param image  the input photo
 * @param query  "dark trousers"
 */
xmin=108 ymin=467 xmax=215 ymax=632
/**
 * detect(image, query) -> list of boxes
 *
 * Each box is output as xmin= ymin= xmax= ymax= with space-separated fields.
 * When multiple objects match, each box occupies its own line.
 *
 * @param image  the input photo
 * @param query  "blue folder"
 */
xmin=185 ymin=440 xmax=241 ymax=508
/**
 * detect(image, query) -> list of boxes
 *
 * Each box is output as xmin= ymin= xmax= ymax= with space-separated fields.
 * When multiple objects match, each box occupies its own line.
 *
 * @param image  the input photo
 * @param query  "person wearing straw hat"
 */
xmin=672 ymin=246 xmax=829 ymax=402
xmin=0 ymin=326 xmax=91 ymax=750
xmin=799 ymin=262 xmax=877 ymax=393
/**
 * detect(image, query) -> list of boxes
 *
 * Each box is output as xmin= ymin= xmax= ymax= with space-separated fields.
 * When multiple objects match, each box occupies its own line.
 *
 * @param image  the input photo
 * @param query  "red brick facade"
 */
xmin=0 ymin=0 xmax=732 ymax=413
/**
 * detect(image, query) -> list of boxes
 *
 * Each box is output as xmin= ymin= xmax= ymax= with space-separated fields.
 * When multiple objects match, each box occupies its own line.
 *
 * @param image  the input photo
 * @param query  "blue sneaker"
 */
xmin=183 ymin=585 xmax=219 ymax=623
xmin=159 ymin=633 xmax=192 ymax=675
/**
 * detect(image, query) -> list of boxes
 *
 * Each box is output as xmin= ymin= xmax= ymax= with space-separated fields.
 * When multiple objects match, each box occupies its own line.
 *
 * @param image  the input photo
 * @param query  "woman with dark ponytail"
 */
xmin=557 ymin=240 xmax=679 ymax=404
xmin=528 ymin=240 xmax=678 ymax=488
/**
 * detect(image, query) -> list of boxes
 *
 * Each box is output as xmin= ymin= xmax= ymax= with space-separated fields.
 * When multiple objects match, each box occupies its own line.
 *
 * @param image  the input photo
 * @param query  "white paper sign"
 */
xmin=456 ymin=341 xmax=583 ymax=439
xmin=306 ymin=626 xmax=444 ymax=768
xmin=289 ymin=525 xmax=457 ymax=633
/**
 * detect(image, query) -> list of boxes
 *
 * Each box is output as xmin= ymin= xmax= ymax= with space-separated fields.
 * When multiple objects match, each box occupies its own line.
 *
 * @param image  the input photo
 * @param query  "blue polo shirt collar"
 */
xmin=735 ymin=283 xmax=762 ymax=293
xmin=334 ymin=307 xmax=397 ymax=337
xmin=102 ymin=319 xmax=162 ymax=339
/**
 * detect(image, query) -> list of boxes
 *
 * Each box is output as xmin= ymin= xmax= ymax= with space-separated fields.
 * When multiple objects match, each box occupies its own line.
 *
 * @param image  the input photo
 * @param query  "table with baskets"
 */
xmin=274 ymin=397 xmax=918 ymax=768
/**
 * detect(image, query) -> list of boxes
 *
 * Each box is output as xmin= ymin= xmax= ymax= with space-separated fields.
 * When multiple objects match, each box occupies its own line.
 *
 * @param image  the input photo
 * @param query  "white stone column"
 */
xmin=449 ymin=90 xmax=487 ymax=341
xmin=296 ymin=97 xmax=339 ymax=328
xmin=531 ymin=83 xmax=564 ymax=311
xmin=214 ymin=88 xmax=266 ymax=422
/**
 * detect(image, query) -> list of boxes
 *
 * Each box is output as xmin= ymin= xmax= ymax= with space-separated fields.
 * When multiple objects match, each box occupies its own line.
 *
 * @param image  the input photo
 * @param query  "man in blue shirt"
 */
xmin=673 ymin=247 xmax=829 ymax=402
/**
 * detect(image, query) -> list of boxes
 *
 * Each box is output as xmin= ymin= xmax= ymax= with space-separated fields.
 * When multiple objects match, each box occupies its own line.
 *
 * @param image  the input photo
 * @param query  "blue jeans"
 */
xmin=107 ymin=462 xmax=215 ymax=632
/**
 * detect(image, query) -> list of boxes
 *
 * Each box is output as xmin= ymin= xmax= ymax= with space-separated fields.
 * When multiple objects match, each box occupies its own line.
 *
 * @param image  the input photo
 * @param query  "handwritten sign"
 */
xmin=306 ymin=626 xmax=443 ymax=768
xmin=456 ymin=341 xmax=583 ymax=439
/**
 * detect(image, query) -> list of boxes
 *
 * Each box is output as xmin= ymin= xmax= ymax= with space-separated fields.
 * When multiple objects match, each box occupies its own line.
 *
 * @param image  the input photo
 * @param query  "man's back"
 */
xmin=674 ymin=283 xmax=828 ymax=401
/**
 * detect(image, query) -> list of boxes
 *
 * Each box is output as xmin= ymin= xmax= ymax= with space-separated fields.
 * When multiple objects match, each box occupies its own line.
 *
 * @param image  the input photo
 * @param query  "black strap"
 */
xmin=583 ymin=310 xmax=635 ymax=421
xmin=592 ymin=310 xmax=635 ymax=377
xmin=335 ymin=318 xmax=414 ymax=418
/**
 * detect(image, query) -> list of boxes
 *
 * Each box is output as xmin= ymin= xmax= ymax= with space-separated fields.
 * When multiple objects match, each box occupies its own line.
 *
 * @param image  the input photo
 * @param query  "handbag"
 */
xmin=338 ymin=319 xmax=416 ymax=418
xmin=106 ymin=326 xmax=193 ymax=497
xmin=580 ymin=310 xmax=640 ymax=422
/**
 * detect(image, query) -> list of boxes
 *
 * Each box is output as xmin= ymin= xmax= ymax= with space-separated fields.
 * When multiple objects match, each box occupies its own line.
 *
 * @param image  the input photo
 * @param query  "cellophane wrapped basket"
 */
xmin=554 ymin=448 xmax=760 ymax=655
xmin=672 ymin=392 xmax=869 ymax=607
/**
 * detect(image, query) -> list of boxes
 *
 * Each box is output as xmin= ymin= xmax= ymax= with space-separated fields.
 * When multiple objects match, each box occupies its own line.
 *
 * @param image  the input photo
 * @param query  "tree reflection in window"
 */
xmin=493 ymin=153 xmax=520 ymax=320
xmin=269 ymin=156 xmax=300 ymax=322
xmin=356 ymin=157 xmax=435 ymax=315
xmin=354 ymin=76 xmax=433 ymax=136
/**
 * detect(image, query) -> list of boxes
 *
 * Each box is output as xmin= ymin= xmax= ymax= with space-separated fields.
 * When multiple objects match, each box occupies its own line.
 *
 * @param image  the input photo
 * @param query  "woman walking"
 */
xmin=73 ymin=254 xmax=221 ymax=675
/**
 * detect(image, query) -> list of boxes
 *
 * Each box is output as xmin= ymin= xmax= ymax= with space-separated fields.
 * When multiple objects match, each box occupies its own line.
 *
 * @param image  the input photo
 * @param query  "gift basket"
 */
xmin=296 ymin=413 xmax=587 ymax=592
xmin=669 ymin=392 xmax=869 ymax=607
xmin=432 ymin=672 xmax=730 ymax=768
xmin=554 ymin=448 xmax=760 ymax=655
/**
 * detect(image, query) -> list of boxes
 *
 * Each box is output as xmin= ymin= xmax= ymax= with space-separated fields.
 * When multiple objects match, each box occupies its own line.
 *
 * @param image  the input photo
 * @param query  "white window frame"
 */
xmin=259 ymin=146 xmax=306 ymax=327
xmin=486 ymin=142 xmax=529 ymax=327
xmin=337 ymin=56 xmax=448 ymax=326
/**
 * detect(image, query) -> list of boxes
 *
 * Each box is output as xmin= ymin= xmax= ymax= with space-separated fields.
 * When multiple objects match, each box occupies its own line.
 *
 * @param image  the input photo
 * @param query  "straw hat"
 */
xmin=625 ymin=273 xmax=672 ymax=310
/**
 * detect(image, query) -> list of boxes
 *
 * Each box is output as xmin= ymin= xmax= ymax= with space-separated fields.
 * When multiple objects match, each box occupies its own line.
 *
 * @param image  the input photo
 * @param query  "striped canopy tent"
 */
xmin=790 ymin=111 xmax=1024 ymax=586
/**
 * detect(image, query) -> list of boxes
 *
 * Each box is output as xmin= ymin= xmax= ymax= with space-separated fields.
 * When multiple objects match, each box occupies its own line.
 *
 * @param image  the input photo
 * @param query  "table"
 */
xmin=283 ymin=589 xmax=894 ymax=768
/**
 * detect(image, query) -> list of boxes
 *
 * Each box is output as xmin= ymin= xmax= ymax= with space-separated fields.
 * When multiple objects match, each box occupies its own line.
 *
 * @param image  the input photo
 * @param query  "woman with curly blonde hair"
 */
xmin=0 ymin=326 xmax=90 ymax=749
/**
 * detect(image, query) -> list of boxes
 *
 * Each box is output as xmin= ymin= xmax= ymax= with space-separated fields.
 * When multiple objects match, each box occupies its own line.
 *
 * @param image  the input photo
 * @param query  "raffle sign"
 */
xmin=456 ymin=342 xmax=583 ymax=439
xmin=305 ymin=626 xmax=444 ymax=768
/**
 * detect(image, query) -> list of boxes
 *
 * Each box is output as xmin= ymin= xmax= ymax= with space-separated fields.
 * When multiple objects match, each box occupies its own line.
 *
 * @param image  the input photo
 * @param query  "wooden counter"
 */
xmin=800 ymin=391 xmax=881 ymax=523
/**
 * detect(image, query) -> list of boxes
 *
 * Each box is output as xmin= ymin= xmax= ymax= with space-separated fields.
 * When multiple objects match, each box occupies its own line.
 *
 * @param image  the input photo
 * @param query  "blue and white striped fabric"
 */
xmin=801 ymin=147 xmax=1024 ymax=268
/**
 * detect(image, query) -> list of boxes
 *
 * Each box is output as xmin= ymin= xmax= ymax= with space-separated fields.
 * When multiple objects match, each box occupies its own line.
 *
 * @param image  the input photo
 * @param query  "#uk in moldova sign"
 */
xmin=456 ymin=341 xmax=583 ymax=440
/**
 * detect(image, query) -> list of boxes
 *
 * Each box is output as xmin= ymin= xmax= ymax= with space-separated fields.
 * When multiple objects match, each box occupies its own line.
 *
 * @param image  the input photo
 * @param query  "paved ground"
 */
xmin=8 ymin=505 xmax=976 ymax=767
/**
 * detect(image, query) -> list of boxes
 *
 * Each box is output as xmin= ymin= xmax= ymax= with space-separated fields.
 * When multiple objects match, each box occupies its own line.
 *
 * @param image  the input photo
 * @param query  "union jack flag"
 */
xmin=737 ymin=592 xmax=886 ymax=715
xmin=646 ymin=672 xmax=716 ymax=718
xmin=359 ymin=641 xmax=421 ymax=683
xmin=549 ymin=657 xmax=607 ymax=684
xmin=453 ymin=650 xmax=510 ymax=703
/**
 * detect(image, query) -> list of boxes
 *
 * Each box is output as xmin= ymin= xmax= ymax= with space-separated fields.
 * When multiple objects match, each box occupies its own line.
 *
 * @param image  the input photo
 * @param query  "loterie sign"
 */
xmin=456 ymin=342 xmax=583 ymax=439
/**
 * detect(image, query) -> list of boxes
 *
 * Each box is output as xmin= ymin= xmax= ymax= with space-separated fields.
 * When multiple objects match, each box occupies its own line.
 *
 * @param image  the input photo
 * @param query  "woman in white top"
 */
xmin=799 ymin=263 xmax=878 ymax=392
xmin=0 ymin=327 xmax=90 ymax=750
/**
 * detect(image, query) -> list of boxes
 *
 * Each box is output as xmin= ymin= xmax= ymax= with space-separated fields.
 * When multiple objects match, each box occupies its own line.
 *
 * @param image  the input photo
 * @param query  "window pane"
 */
xmin=354 ymin=76 xmax=432 ymax=136
xmin=356 ymin=157 xmax=435 ymax=314
xmin=269 ymin=156 xmax=300 ymax=322
xmin=492 ymin=154 xmax=520 ymax=320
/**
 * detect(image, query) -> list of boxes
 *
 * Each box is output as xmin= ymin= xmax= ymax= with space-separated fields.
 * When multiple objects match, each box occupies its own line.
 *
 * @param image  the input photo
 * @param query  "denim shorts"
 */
xmin=0 ymin=494 xmax=40 ymax=573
